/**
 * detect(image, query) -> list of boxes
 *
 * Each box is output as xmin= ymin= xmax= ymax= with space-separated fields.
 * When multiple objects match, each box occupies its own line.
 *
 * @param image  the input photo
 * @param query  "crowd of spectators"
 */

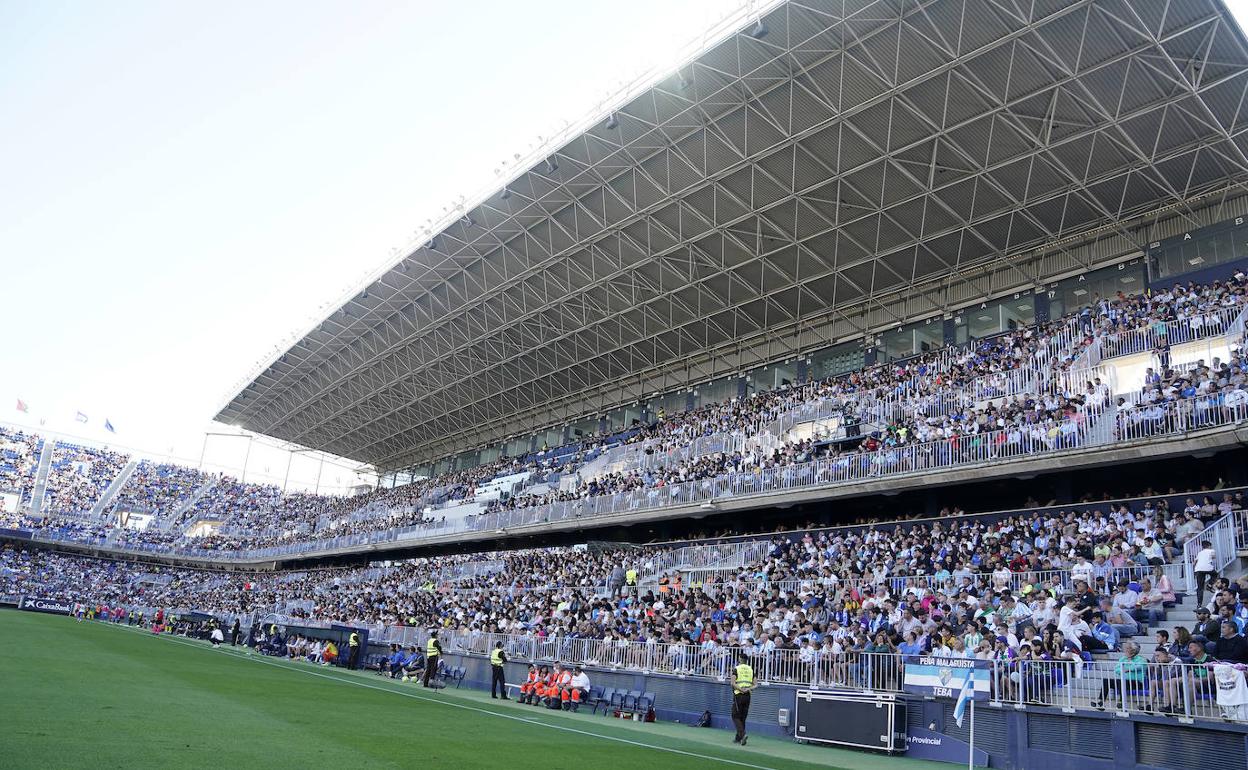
xmin=111 ymin=461 xmax=207 ymax=517
xmin=485 ymin=372 xmax=1112 ymax=516
xmin=1080 ymin=272 xmax=1248 ymax=358
xmin=6 ymin=488 xmax=1245 ymax=667
xmin=1114 ymin=350 xmax=1248 ymax=437
xmin=42 ymin=443 xmax=129 ymax=515
xmin=0 ymin=427 xmax=41 ymax=507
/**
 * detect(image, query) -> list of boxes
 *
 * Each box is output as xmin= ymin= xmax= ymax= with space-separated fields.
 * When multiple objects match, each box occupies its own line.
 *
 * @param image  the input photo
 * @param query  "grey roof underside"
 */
xmin=216 ymin=0 xmax=1248 ymax=471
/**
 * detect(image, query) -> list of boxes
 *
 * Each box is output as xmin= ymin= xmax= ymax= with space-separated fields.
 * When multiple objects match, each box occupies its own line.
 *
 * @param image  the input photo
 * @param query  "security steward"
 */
xmin=731 ymin=657 xmax=755 ymax=746
xmin=347 ymin=629 xmax=361 ymax=670
xmin=423 ymin=631 xmax=443 ymax=688
xmin=490 ymin=641 xmax=509 ymax=699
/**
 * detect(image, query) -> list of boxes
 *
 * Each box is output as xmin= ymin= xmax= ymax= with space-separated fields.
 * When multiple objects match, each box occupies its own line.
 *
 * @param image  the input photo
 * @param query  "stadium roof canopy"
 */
xmin=218 ymin=0 xmax=1248 ymax=472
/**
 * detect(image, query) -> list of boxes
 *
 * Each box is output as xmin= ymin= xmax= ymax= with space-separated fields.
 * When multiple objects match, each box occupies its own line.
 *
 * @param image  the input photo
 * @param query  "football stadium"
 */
xmin=8 ymin=0 xmax=1248 ymax=767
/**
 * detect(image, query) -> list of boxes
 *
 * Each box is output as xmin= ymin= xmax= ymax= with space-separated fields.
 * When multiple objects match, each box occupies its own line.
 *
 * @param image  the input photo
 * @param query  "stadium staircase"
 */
xmin=92 ymin=458 xmax=138 ymax=520
xmin=1070 ymin=556 xmax=1248 ymax=711
xmin=163 ymin=477 xmax=217 ymax=532
xmin=28 ymin=438 xmax=55 ymax=517
xmin=440 ymin=560 xmax=505 ymax=584
xmin=634 ymin=540 xmax=770 ymax=590
xmin=678 ymin=539 xmax=773 ymax=586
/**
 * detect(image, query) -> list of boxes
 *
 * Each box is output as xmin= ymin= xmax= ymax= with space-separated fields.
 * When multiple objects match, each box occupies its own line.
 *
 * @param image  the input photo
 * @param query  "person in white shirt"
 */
xmin=1071 ymin=556 xmax=1094 ymax=585
xmin=567 ymin=667 xmax=591 ymax=711
xmin=1112 ymin=582 xmax=1139 ymax=613
xmin=1140 ymin=537 xmax=1164 ymax=565
xmin=1011 ymin=595 xmax=1034 ymax=630
xmin=1058 ymin=596 xmax=1087 ymax=643
xmin=1030 ymin=593 xmax=1056 ymax=629
xmin=1193 ymin=540 xmax=1218 ymax=608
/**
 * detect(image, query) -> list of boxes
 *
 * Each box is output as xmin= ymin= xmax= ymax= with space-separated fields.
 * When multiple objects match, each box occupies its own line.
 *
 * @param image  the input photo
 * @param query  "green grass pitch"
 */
xmin=0 ymin=610 xmax=957 ymax=769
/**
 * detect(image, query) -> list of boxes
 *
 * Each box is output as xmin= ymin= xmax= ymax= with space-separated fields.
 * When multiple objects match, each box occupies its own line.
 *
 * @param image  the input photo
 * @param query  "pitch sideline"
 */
xmin=100 ymin=621 xmax=793 ymax=770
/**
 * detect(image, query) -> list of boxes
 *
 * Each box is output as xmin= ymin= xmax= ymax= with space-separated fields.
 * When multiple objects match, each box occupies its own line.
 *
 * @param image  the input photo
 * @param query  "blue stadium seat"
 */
xmin=582 ymin=686 xmax=604 ymax=712
xmin=622 ymin=690 xmax=642 ymax=712
xmin=636 ymin=691 xmax=655 ymax=714
xmin=592 ymin=687 xmax=615 ymax=715
xmin=607 ymin=689 xmax=626 ymax=714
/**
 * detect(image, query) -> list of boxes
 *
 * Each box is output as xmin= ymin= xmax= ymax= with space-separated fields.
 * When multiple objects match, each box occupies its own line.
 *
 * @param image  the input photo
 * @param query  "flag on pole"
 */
xmin=953 ymin=667 xmax=975 ymax=727
xmin=105 ymin=420 xmax=116 ymax=434
xmin=16 ymin=399 xmax=28 ymax=413
xmin=75 ymin=411 xmax=88 ymax=423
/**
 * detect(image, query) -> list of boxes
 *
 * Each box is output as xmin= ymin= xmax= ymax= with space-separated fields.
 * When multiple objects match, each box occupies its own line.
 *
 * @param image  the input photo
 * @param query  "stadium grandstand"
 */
xmin=8 ymin=0 xmax=1248 ymax=768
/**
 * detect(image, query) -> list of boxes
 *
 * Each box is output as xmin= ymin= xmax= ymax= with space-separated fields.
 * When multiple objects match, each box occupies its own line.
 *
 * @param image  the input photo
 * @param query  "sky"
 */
xmin=0 ymin=0 xmax=752 ymax=492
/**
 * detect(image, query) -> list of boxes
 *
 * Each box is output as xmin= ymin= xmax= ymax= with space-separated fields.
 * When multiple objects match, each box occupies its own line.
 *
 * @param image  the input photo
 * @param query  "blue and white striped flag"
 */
xmin=953 ymin=667 xmax=975 ymax=727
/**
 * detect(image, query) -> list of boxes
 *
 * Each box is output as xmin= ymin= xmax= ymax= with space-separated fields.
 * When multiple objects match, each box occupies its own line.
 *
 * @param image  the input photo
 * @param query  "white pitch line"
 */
xmin=107 ymin=623 xmax=788 ymax=770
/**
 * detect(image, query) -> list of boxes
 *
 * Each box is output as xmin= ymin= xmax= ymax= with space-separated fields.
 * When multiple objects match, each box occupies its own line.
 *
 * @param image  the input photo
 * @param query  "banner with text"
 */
xmin=18 ymin=595 xmax=74 ymax=615
xmin=902 ymin=656 xmax=991 ymax=699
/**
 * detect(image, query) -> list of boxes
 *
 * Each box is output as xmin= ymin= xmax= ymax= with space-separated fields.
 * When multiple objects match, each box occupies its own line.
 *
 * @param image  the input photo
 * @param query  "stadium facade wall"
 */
xmin=434 ymin=650 xmax=1248 ymax=769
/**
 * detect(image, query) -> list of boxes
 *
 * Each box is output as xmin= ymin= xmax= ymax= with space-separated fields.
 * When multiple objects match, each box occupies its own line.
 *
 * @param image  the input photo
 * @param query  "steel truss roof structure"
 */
xmin=218 ymin=0 xmax=1248 ymax=472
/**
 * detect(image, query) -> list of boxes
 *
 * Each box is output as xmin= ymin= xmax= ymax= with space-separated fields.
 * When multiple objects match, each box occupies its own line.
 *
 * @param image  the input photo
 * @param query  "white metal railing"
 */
xmin=881 ymin=562 xmax=1191 ymax=597
xmin=638 ymin=540 xmax=767 ymax=579
xmin=1227 ymin=302 xmax=1248 ymax=343
xmin=1074 ymin=304 xmax=1246 ymax=370
xmin=684 ymin=561 xmax=1190 ymax=602
xmin=352 ymin=627 xmax=1248 ymax=725
xmin=1182 ymin=510 xmax=1240 ymax=595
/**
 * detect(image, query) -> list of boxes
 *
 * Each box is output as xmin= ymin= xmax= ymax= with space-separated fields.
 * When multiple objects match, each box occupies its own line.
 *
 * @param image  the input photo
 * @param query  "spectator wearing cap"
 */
xmin=990 ymin=635 xmax=1018 ymax=700
xmin=1192 ymin=607 xmax=1219 ymax=642
xmin=1182 ymin=639 xmax=1214 ymax=696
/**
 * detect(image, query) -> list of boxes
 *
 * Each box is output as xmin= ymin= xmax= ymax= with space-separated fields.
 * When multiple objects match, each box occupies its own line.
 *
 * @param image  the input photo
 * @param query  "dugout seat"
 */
xmin=607 ymin=689 xmax=627 ymax=714
xmin=636 ymin=692 xmax=655 ymax=714
xmin=582 ymin=686 xmax=604 ymax=712
xmin=621 ymin=690 xmax=643 ymax=712
xmin=591 ymin=688 xmax=615 ymax=715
